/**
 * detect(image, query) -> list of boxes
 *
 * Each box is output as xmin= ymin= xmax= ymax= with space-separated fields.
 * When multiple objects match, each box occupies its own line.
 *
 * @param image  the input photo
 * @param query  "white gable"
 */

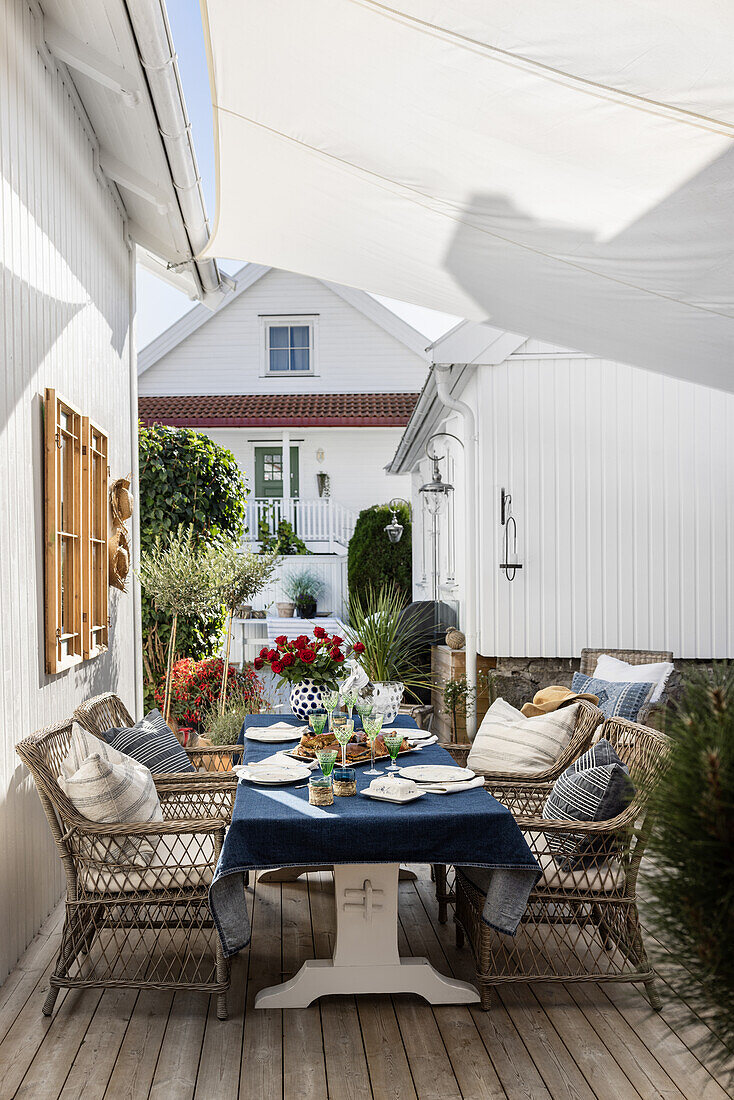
xmin=139 ymin=268 xmax=430 ymax=396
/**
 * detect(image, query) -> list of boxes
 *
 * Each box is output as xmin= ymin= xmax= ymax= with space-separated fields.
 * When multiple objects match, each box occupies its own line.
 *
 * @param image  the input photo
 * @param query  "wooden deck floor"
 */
xmin=0 ymin=866 xmax=732 ymax=1100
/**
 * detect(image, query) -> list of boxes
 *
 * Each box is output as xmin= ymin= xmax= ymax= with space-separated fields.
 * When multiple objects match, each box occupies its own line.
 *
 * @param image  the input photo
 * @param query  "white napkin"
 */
xmin=425 ymin=776 xmax=485 ymax=795
xmin=256 ymin=751 xmax=317 ymax=771
xmin=259 ymin=721 xmax=308 ymax=734
xmin=407 ymin=734 xmax=438 ymax=747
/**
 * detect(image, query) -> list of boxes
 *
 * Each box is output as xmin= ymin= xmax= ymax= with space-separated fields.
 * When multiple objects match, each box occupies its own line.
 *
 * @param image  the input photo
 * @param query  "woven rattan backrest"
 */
xmin=599 ymin=717 xmax=670 ymax=811
xmin=579 ymin=648 xmax=674 ymax=677
xmin=73 ymin=692 xmax=135 ymax=740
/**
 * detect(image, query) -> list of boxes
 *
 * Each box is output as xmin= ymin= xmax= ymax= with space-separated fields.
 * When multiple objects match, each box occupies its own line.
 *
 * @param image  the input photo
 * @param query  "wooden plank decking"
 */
xmin=0 ymin=866 xmax=731 ymax=1100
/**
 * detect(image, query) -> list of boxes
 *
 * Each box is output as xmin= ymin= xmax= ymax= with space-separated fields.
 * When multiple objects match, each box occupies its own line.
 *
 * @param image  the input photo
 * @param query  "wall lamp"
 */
xmin=384 ymin=498 xmax=410 ymax=543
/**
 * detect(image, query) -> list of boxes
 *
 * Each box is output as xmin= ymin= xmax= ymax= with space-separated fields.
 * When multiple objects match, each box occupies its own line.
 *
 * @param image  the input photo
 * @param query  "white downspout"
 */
xmin=433 ymin=364 xmax=478 ymax=739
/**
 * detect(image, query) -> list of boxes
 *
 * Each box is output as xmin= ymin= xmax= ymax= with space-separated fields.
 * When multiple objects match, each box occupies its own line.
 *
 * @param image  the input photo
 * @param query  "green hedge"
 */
xmin=138 ymin=424 xmax=247 ymax=702
xmin=347 ymin=503 xmax=412 ymax=607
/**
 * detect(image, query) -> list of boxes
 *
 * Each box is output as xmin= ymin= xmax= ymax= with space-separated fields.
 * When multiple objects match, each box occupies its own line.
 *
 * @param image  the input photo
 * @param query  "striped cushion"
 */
xmin=571 ymin=673 xmax=654 ymax=721
xmin=467 ymin=698 xmax=579 ymax=776
xmin=58 ymin=753 xmax=163 ymax=866
xmin=107 ymin=709 xmax=194 ymax=774
xmin=542 ymin=739 xmax=635 ymax=866
xmin=61 ymin=722 xmax=132 ymax=779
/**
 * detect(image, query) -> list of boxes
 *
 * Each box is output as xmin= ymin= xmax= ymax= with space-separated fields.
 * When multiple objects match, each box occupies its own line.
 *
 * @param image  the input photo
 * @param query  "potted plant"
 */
xmin=345 ymin=581 xmax=431 ymax=703
xmin=214 ymin=541 xmax=278 ymax=712
xmin=254 ymin=628 xmax=365 ymax=720
xmin=283 ymin=569 xmax=325 ymax=619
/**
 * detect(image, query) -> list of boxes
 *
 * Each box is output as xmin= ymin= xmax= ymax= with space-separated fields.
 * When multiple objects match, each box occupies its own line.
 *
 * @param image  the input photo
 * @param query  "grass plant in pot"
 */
xmin=345 ymin=581 xmax=432 ymax=707
xmin=255 ymin=628 xmax=365 ymax=720
xmin=283 ymin=569 xmax=325 ymax=619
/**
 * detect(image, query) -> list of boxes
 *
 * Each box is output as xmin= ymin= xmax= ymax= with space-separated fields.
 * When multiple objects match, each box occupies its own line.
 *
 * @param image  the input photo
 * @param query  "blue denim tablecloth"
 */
xmin=210 ymin=714 xmax=540 ymax=955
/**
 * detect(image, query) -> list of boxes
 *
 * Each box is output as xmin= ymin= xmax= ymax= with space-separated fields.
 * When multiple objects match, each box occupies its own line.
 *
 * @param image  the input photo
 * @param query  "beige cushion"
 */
xmin=535 ymin=849 xmax=625 ymax=893
xmin=80 ymin=834 xmax=216 ymax=894
xmin=468 ymin=699 xmax=579 ymax=776
xmin=58 ymin=753 xmax=163 ymax=866
xmin=61 ymin=722 xmax=132 ymax=779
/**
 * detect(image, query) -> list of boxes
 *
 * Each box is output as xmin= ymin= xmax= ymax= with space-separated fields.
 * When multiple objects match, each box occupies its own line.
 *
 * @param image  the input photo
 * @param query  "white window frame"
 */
xmin=260 ymin=315 xmax=318 ymax=377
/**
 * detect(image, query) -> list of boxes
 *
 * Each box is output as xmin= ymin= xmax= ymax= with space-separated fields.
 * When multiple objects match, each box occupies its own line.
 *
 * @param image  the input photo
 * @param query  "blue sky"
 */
xmin=135 ymin=2 xmax=461 ymax=349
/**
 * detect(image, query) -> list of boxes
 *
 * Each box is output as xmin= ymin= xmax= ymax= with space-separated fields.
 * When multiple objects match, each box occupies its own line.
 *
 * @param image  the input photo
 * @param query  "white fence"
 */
xmin=248 ymin=553 xmax=349 ymax=619
xmin=244 ymin=497 xmax=357 ymax=550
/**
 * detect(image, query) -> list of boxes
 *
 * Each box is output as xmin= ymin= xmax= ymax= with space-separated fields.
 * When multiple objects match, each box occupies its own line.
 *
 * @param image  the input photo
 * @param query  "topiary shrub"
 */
xmin=138 ymin=424 xmax=247 ymax=704
xmin=645 ymin=664 xmax=734 ymax=1061
xmin=348 ymin=503 xmax=411 ymax=607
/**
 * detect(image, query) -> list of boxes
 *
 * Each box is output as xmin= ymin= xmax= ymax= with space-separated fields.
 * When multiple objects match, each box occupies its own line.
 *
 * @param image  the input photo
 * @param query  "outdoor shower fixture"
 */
xmin=499 ymin=488 xmax=523 ymax=581
xmin=384 ymin=498 xmax=410 ymax=543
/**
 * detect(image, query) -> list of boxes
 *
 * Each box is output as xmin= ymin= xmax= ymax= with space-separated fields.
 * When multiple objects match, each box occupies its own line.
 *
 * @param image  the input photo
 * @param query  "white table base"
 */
xmin=254 ymin=863 xmax=479 ymax=1009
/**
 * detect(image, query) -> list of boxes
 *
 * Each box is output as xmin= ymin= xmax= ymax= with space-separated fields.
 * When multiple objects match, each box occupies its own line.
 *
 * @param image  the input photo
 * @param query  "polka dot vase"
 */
xmin=289 ymin=679 xmax=324 ymax=722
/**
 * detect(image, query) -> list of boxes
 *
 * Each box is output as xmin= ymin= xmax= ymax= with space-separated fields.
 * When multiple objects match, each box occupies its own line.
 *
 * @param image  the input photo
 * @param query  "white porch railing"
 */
xmin=244 ymin=497 xmax=358 ymax=550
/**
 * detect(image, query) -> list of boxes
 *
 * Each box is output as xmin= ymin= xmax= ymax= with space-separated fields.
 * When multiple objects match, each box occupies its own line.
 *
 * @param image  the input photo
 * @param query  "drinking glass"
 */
xmin=321 ymin=689 xmax=340 ymax=732
xmin=315 ymin=748 xmax=338 ymax=778
xmin=332 ymin=717 xmax=354 ymax=768
xmin=308 ymin=709 xmax=327 ymax=736
xmin=354 ymin=695 xmax=374 ymax=724
xmin=362 ymin=714 xmax=384 ymax=775
xmin=382 ymin=731 xmax=404 ymax=772
xmin=341 ymin=689 xmax=358 ymax=719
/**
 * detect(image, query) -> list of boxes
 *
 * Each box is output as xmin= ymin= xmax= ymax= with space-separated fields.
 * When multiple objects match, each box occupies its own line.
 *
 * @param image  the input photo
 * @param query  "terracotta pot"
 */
xmin=277 ymin=601 xmax=295 ymax=617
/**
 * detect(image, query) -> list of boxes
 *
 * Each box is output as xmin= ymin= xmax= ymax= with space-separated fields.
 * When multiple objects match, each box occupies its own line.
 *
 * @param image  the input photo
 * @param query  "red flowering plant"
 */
xmin=156 ymin=656 xmax=267 ymax=729
xmin=254 ymin=627 xmax=365 ymax=690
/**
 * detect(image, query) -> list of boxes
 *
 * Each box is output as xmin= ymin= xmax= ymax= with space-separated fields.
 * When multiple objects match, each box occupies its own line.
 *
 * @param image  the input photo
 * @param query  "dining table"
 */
xmin=209 ymin=713 xmax=540 ymax=1009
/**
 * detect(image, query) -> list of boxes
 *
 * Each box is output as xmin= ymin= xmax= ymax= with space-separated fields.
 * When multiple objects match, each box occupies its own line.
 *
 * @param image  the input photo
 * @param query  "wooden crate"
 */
xmin=431 ymin=646 xmax=496 ymax=743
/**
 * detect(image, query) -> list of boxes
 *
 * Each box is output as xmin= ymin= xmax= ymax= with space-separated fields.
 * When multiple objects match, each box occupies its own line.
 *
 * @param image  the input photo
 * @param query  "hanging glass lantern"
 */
xmin=420 ymin=456 xmax=453 ymax=515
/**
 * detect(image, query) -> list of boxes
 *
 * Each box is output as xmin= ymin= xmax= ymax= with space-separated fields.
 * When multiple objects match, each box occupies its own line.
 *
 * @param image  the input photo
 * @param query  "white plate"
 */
xmin=360 ymin=788 xmax=426 ymax=804
xmin=245 ymin=725 xmax=305 ymax=743
xmin=235 ymin=764 xmax=311 ymax=785
xmin=398 ymin=764 xmax=475 ymax=784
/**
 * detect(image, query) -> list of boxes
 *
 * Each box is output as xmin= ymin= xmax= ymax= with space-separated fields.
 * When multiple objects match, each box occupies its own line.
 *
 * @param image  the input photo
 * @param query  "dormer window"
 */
xmin=262 ymin=316 xmax=317 ymax=375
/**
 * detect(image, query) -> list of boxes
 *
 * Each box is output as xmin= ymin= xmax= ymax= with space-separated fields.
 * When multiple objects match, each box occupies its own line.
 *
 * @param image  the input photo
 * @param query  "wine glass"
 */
xmin=354 ymin=693 xmax=374 ymax=725
xmin=382 ymin=731 xmax=405 ymax=772
xmin=315 ymin=748 xmax=338 ymax=778
xmin=322 ymin=689 xmax=339 ymax=733
xmin=342 ymin=689 xmax=359 ymax=720
xmin=332 ymin=717 xmax=354 ymax=769
xmin=362 ymin=714 xmax=383 ymax=776
xmin=309 ymin=710 xmax=327 ymax=736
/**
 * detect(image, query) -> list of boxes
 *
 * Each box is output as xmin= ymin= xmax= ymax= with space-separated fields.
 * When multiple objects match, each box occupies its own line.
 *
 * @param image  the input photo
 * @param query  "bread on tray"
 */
xmin=293 ymin=729 xmax=410 ymax=763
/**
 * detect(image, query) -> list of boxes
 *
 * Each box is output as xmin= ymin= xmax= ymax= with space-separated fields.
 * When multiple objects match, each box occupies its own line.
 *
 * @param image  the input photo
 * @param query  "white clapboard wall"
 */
xmin=0 ymin=0 xmax=138 ymax=983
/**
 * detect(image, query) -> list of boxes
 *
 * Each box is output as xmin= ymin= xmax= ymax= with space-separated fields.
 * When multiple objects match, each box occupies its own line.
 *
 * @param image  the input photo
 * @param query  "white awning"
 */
xmin=199 ymin=1 xmax=734 ymax=389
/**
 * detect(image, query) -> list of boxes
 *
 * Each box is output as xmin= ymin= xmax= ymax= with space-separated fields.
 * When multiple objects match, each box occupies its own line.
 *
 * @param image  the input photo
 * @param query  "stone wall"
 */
xmin=488 ymin=655 xmax=719 ymax=711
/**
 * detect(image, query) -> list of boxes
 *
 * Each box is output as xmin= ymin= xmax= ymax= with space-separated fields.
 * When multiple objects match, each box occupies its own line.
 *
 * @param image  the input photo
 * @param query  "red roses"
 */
xmin=254 ymin=628 xmax=365 ymax=688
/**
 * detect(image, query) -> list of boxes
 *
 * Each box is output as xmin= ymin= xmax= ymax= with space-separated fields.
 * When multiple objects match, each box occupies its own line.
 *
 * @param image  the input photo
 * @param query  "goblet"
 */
xmin=315 ymin=748 xmax=338 ymax=778
xmin=341 ymin=689 xmax=359 ymax=719
xmin=308 ymin=709 xmax=328 ymax=736
xmin=362 ymin=714 xmax=384 ymax=775
xmin=382 ymin=731 xmax=405 ymax=772
xmin=332 ymin=717 xmax=354 ymax=769
xmin=321 ymin=688 xmax=340 ymax=733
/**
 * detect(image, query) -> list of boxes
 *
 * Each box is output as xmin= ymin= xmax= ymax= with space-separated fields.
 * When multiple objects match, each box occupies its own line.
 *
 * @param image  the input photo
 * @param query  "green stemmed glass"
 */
xmin=332 ymin=718 xmax=354 ymax=769
xmin=362 ymin=714 xmax=383 ymax=776
xmin=309 ymin=710 xmax=328 ymax=736
xmin=315 ymin=748 xmax=338 ymax=778
xmin=342 ymin=689 xmax=358 ymax=719
xmin=382 ymin=731 xmax=404 ymax=772
xmin=354 ymin=696 xmax=373 ymax=723
xmin=322 ymin=689 xmax=340 ymax=733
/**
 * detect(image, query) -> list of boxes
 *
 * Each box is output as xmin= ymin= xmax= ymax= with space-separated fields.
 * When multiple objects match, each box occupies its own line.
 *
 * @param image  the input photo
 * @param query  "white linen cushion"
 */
xmin=61 ymin=722 xmax=133 ymax=779
xmin=592 ymin=654 xmax=673 ymax=704
xmin=80 ymin=834 xmax=215 ymax=894
xmin=58 ymin=753 xmax=163 ymax=866
xmin=467 ymin=698 xmax=579 ymax=776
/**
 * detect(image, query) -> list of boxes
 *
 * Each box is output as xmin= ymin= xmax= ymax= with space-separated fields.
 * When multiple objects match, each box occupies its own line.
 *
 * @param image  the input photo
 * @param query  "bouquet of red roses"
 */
xmin=253 ymin=626 xmax=364 ymax=689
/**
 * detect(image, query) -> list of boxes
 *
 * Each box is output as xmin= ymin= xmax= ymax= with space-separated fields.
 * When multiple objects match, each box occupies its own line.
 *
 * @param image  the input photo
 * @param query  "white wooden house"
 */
xmin=0 ymin=0 xmax=226 ymax=983
xmin=138 ymin=265 xmax=430 ymax=551
xmin=389 ymin=322 xmax=734 ymax=667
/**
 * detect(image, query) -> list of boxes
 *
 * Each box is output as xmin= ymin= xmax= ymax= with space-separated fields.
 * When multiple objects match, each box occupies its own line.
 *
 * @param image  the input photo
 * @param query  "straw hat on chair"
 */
xmin=521 ymin=686 xmax=599 ymax=718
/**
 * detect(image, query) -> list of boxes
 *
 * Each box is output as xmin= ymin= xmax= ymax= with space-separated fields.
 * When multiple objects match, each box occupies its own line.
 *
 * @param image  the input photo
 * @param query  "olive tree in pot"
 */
xmin=283 ymin=569 xmax=325 ymax=619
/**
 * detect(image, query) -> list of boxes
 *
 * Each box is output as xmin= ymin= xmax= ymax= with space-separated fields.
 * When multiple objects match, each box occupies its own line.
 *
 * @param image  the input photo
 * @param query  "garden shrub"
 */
xmin=157 ymin=656 xmax=266 ymax=729
xmin=348 ymin=503 xmax=411 ymax=606
xmin=139 ymin=424 xmax=247 ymax=703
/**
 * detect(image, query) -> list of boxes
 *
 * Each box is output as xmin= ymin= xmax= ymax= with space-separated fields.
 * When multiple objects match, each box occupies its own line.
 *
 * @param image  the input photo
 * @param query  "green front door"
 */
xmin=254 ymin=446 xmax=300 ymax=498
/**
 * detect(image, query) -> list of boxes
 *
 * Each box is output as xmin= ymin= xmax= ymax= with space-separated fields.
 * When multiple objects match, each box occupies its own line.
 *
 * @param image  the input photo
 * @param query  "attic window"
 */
xmin=262 ymin=316 xmax=316 ymax=375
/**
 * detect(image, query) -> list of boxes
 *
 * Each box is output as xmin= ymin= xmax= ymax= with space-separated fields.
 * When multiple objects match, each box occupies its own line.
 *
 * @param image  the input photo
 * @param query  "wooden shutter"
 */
xmin=82 ymin=419 xmax=109 ymax=658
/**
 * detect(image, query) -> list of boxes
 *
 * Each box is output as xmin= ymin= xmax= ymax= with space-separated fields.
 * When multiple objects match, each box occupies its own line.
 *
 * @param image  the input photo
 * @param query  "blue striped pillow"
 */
xmin=106 ymin=709 xmax=194 ymax=774
xmin=572 ymin=673 xmax=654 ymax=721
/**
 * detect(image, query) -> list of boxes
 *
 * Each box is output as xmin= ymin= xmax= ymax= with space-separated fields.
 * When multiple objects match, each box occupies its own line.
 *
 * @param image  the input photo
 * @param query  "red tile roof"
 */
xmin=138 ymin=392 xmax=420 ymax=428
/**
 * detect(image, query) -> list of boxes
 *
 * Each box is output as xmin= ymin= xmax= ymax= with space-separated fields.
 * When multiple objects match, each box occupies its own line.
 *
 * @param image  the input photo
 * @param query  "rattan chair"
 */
xmin=73 ymin=693 xmax=240 ymax=812
xmin=16 ymin=719 xmax=233 ymax=1019
xmin=453 ymin=716 xmax=670 ymax=1010
xmin=580 ymin=648 xmax=674 ymax=724
xmin=433 ymin=698 xmax=604 ymax=921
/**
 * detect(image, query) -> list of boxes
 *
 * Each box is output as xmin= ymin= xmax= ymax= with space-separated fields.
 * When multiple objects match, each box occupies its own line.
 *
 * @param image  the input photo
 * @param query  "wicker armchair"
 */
xmin=16 ymin=719 xmax=233 ymax=1019
xmin=73 ymin=693 xmax=240 ymax=813
xmin=453 ymin=716 xmax=670 ymax=1010
xmin=434 ymin=698 xmax=604 ymax=921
